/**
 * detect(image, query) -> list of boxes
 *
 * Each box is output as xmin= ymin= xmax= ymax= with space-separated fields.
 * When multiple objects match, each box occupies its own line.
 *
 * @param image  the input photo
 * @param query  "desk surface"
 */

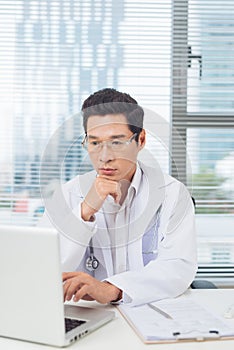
xmin=1 ymin=289 xmax=234 ymax=350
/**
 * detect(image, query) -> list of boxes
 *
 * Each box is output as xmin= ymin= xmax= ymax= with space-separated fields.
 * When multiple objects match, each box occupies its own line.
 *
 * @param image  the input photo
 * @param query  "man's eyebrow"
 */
xmin=87 ymin=134 xmax=127 ymax=140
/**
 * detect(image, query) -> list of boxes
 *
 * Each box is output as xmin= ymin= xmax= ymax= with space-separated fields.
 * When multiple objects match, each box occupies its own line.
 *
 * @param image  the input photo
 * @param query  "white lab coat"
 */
xmin=39 ymin=161 xmax=197 ymax=306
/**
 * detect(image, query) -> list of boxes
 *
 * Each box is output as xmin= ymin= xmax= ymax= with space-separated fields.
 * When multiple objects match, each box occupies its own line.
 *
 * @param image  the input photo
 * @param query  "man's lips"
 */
xmin=98 ymin=168 xmax=117 ymax=175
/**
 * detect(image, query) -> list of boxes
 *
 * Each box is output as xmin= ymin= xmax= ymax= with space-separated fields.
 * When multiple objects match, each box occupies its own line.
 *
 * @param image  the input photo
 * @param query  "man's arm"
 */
xmin=105 ymin=183 xmax=197 ymax=306
xmin=41 ymin=174 xmax=123 ymax=303
xmin=61 ymin=176 xmax=123 ymax=303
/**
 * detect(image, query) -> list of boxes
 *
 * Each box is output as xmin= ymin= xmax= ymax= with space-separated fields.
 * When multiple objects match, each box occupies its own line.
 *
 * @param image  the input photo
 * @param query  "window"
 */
xmin=0 ymin=0 xmax=233 ymax=283
xmin=172 ymin=0 xmax=234 ymax=284
xmin=0 ymin=0 xmax=172 ymax=226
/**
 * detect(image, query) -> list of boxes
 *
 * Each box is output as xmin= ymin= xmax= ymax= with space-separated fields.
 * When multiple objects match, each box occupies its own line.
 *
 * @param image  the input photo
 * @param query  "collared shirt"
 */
xmin=102 ymin=164 xmax=142 ymax=274
xmin=81 ymin=163 xmax=163 ymax=276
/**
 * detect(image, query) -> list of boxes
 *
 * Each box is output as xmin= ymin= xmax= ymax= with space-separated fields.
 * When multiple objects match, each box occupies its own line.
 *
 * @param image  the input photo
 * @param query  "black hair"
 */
xmin=81 ymin=88 xmax=144 ymax=140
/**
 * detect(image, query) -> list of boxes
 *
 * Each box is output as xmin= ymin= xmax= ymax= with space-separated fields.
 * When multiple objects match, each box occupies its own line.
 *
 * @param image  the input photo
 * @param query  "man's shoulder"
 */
xmin=139 ymin=162 xmax=191 ymax=203
xmin=139 ymin=161 xmax=181 ymax=188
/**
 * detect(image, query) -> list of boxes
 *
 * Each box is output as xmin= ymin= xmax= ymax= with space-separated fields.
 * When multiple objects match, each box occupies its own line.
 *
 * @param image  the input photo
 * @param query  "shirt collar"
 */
xmin=130 ymin=162 xmax=142 ymax=196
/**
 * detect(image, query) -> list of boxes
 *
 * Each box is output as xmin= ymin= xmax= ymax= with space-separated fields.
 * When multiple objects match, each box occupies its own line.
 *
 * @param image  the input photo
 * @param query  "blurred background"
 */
xmin=0 ymin=0 xmax=233 ymax=285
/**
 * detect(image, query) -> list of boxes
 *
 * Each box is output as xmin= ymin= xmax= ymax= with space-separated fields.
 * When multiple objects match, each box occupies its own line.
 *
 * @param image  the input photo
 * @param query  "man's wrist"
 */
xmin=81 ymin=201 xmax=95 ymax=222
xmin=103 ymin=281 xmax=122 ymax=303
xmin=111 ymin=289 xmax=123 ymax=303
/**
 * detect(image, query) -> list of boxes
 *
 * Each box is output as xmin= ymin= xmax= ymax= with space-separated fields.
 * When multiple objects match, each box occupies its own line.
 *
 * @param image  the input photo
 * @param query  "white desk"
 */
xmin=1 ymin=289 xmax=234 ymax=350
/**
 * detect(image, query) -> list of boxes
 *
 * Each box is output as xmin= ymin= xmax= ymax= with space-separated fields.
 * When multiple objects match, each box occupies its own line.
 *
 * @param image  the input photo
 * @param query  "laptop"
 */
xmin=0 ymin=225 xmax=115 ymax=347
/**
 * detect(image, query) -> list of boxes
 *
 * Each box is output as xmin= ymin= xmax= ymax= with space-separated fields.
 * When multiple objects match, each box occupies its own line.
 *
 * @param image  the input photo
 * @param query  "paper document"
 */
xmin=118 ymin=296 xmax=234 ymax=343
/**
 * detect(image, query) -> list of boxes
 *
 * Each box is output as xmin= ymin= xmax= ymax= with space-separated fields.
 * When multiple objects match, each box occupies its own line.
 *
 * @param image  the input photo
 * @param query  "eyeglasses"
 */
xmin=82 ymin=133 xmax=137 ymax=153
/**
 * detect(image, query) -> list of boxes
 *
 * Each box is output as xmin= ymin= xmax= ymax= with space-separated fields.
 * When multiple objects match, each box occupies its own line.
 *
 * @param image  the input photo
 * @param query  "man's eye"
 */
xmin=90 ymin=141 xmax=100 ymax=146
xmin=112 ymin=140 xmax=123 ymax=146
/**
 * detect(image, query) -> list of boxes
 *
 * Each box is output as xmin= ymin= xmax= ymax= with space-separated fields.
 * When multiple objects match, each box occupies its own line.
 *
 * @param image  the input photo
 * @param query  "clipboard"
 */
xmin=117 ymin=295 xmax=234 ymax=344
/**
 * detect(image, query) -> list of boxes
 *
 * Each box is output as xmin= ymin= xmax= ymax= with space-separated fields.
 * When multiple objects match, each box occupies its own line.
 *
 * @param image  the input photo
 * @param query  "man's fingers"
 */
xmin=96 ymin=177 xmax=121 ymax=198
xmin=63 ymin=279 xmax=83 ymax=301
xmin=63 ymin=273 xmax=95 ymax=301
xmin=63 ymin=273 xmax=121 ymax=304
xmin=73 ymin=285 xmax=90 ymax=302
xmin=63 ymin=280 xmax=72 ymax=300
xmin=63 ymin=273 xmax=83 ymax=300
xmin=62 ymin=271 xmax=87 ymax=282
xmin=82 ymin=176 xmax=122 ymax=219
xmin=63 ymin=272 xmax=77 ymax=281
xmin=113 ymin=185 xmax=122 ymax=204
xmin=63 ymin=280 xmax=73 ymax=301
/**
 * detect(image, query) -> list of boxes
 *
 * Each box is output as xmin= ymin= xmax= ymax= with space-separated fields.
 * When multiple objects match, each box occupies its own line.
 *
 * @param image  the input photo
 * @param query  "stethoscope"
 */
xmin=85 ymin=205 xmax=162 ymax=271
xmin=86 ymin=239 xmax=99 ymax=271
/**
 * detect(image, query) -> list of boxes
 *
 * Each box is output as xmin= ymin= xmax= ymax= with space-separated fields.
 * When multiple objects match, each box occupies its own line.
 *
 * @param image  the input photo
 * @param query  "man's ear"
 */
xmin=138 ymin=129 xmax=146 ymax=149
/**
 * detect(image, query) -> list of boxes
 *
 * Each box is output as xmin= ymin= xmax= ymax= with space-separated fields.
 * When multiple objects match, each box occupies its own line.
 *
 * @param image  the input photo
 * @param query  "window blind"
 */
xmin=0 ymin=0 xmax=172 ymax=226
xmin=172 ymin=0 xmax=234 ymax=210
xmin=172 ymin=0 xmax=234 ymax=279
xmin=0 ymin=0 xmax=234 ymax=276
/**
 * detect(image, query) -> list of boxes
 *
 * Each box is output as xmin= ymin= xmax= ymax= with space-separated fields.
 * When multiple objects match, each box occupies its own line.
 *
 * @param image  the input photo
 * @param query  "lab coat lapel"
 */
xmin=128 ymin=162 xmax=165 ymax=271
xmin=87 ymin=208 xmax=114 ymax=277
xmin=92 ymin=219 xmax=114 ymax=277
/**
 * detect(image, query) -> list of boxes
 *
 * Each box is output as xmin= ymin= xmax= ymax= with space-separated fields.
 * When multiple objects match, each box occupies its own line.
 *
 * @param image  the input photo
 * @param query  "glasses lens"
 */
xmin=83 ymin=134 xmax=136 ymax=152
xmin=88 ymin=141 xmax=101 ymax=152
xmin=111 ymin=140 xmax=125 ymax=151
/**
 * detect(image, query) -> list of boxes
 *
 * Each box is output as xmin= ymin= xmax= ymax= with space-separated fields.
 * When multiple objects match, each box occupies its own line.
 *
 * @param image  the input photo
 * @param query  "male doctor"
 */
xmin=40 ymin=88 xmax=197 ymax=307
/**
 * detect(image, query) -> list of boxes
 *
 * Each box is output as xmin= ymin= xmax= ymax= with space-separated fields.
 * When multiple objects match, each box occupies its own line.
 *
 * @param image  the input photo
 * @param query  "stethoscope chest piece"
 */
xmin=86 ymin=255 xmax=99 ymax=271
xmin=86 ymin=239 xmax=99 ymax=271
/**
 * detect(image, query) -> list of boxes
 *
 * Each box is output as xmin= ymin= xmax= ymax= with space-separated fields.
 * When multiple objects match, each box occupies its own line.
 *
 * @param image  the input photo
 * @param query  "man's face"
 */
xmin=86 ymin=113 xmax=145 ymax=182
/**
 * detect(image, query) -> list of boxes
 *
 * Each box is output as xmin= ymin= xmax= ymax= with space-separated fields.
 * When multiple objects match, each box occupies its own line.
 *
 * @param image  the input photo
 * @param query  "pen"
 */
xmin=147 ymin=303 xmax=173 ymax=319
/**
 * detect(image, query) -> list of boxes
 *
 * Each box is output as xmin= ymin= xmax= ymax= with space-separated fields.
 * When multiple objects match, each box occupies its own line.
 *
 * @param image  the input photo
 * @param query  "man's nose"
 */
xmin=99 ymin=143 xmax=114 ymax=163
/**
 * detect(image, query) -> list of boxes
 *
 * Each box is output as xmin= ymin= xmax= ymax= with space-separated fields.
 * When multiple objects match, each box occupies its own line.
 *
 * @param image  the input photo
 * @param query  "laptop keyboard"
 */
xmin=65 ymin=318 xmax=86 ymax=333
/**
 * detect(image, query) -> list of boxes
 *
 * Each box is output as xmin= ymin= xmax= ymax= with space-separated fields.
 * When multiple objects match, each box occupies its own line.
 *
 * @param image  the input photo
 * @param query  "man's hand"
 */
xmin=81 ymin=176 xmax=122 ymax=221
xmin=63 ymin=272 xmax=122 ymax=304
